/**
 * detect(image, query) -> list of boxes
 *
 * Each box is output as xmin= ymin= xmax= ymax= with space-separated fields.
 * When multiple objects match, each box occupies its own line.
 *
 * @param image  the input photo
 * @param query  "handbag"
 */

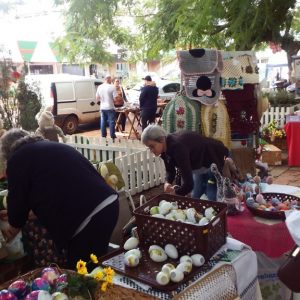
xmin=277 ymin=245 xmax=300 ymax=292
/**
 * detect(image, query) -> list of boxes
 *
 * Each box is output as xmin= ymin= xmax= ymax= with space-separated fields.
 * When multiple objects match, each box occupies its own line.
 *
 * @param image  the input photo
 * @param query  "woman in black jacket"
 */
xmin=141 ymin=125 xmax=229 ymax=200
xmin=0 ymin=129 xmax=119 ymax=268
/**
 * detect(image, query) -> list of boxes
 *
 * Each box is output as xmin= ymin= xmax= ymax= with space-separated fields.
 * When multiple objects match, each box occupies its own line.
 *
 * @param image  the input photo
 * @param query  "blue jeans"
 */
xmin=192 ymin=169 xmax=217 ymax=200
xmin=101 ymin=110 xmax=116 ymax=138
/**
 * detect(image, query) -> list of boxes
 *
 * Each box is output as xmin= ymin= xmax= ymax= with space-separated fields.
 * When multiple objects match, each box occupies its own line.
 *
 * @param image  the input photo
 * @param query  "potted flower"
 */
xmin=261 ymin=120 xmax=287 ymax=150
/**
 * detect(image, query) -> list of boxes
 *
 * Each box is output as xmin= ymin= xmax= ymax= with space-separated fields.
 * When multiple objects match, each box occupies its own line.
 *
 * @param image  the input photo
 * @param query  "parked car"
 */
xmin=126 ymin=80 xmax=180 ymax=104
xmin=26 ymin=74 xmax=103 ymax=134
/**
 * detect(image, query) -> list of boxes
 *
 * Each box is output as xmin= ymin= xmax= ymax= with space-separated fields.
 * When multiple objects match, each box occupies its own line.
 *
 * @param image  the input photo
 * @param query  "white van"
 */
xmin=26 ymin=74 xmax=103 ymax=134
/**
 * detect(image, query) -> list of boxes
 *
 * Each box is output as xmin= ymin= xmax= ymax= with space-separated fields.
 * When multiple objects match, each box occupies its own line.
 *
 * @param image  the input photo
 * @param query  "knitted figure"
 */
xmin=222 ymin=157 xmax=243 ymax=184
xmin=210 ymin=163 xmax=224 ymax=202
xmin=223 ymin=177 xmax=243 ymax=215
xmin=35 ymin=111 xmax=67 ymax=142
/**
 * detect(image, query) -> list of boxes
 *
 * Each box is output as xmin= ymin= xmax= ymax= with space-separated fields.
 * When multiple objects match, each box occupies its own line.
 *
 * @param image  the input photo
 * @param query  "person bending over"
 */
xmin=141 ymin=125 xmax=229 ymax=200
xmin=0 ymin=129 xmax=119 ymax=268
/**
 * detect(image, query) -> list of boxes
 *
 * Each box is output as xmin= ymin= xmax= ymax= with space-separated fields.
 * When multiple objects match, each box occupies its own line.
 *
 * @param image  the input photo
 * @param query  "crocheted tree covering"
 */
xmin=201 ymin=100 xmax=231 ymax=149
xmin=222 ymin=84 xmax=260 ymax=135
xmin=162 ymin=94 xmax=201 ymax=134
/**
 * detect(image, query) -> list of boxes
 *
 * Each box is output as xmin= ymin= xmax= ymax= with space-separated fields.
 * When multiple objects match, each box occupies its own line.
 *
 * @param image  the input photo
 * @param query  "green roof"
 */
xmin=17 ymin=40 xmax=37 ymax=62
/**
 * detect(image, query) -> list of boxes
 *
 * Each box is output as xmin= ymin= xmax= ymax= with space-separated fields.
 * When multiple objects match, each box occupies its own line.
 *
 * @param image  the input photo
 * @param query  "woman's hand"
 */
xmin=164 ymin=182 xmax=173 ymax=193
xmin=1 ymin=224 xmax=20 ymax=242
xmin=164 ymin=183 xmax=177 ymax=195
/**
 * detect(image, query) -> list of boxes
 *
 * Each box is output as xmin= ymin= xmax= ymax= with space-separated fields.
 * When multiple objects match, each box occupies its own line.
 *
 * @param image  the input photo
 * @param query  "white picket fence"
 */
xmin=68 ymin=135 xmax=146 ymax=162
xmin=260 ymin=105 xmax=297 ymax=128
xmin=67 ymin=135 xmax=165 ymax=196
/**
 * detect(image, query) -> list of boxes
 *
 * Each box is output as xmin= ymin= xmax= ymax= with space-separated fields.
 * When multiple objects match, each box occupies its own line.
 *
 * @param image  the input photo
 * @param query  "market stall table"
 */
xmin=227 ymin=184 xmax=300 ymax=299
xmin=115 ymin=106 xmax=140 ymax=139
xmin=285 ymin=122 xmax=300 ymax=166
xmin=100 ymin=238 xmax=262 ymax=300
xmin=227 ymin=184 xmax=299 ymax=257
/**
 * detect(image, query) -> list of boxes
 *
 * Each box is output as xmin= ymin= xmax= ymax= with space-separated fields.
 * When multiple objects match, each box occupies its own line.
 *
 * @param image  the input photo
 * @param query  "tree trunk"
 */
xmin=281 ymin=40 xmax=300 ymax=81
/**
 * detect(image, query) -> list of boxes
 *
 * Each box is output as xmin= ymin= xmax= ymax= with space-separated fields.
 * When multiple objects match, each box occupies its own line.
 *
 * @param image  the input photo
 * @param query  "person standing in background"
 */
xmin=139 ymin=75 xmax=159 ymax=131
xmin=96 ymin=75 xmax=117 ymax=139
xmin=113 ymin=78 xmax=127 ymax=132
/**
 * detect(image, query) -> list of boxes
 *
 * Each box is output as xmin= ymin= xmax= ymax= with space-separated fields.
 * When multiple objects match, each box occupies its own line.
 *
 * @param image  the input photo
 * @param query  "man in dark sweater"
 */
xmin=141 ymin=125 xmax=229 ymax=200
xmin=139 ymin=75 xmax=159 ymax=131
xmin=0 ymin=129 xmax=119 ymax=268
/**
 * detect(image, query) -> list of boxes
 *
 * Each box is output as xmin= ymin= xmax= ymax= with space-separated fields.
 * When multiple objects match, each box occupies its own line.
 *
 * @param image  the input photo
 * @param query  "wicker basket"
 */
xmin=246 ymin=192 xmax=300 ymax=220
xmin=133 ymin=194 xmax=227 ymax=262
xmin=0 ymin=267 xmax=94 ymax=300
xmin=0 ymin=267 xmax=157 ymax=300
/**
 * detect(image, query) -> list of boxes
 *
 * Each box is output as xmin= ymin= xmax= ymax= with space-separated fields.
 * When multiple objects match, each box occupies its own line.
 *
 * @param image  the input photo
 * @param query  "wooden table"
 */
xmin=155 ymin=102 xmax=167 ymax=125
xmin=115 ymin=107 xmax=140 ymax=139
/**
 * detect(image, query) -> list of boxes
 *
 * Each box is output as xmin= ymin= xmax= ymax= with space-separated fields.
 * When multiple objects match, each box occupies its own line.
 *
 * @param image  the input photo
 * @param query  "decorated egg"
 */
xmin=51 ymin=292 xmax=69 ymax=300
xmin=0 ymin=290 xmax=17 ymax=300
xmin=253 ymin=203 xmax=260 ymax=209
xmin=271 ymin=197 xmax=280 ymax=206
xmin=55 ymin=274 xmax=68 ymax=291
xmin=25 ymin=290 xmax=52 ymax=300
xmin=266 ymin=176 xmax=273 ymax=184
xmin=31 ymin=278 xmax=51 ymax=292
xmin=41 ymin=267 xmax=59 ymax=285
xmin=123 ymin=237 xmax=139 ymax=250
xmin=56 ymin=274 xmax=68 ymax=284
xmin=8 ymin=280 xmax=29 ymax=298
xmin=246 ymin=197 xmax=255 ymax=207
xmin=255 ymin=194 xmax=265 ymax=204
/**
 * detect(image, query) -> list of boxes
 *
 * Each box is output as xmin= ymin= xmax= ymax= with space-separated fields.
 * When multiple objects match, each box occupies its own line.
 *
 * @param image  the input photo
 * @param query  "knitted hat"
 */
xmin=38 ymin=111 xmax=55 ymax=127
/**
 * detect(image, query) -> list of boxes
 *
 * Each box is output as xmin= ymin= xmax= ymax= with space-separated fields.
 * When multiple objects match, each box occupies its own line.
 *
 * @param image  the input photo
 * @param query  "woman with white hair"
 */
xmin=141 ymin=125 xmax=229 ymax=199
xmin=0 ymin=129 xmax=119 ymax=268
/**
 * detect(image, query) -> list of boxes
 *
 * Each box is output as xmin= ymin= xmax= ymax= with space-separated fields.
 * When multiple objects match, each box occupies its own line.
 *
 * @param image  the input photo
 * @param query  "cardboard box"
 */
xmin=262 ymin=144 xmax=282 ymax=166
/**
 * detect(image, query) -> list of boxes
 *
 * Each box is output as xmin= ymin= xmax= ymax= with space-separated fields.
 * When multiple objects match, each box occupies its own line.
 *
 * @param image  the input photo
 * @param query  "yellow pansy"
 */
xmin=76 ymin=260 xmax=87 ymax=272
xmin=101 ymin=281 xmax=108 ymax=292
xmin=104 ymin=267 xmax=115 ymax=277
xmin=78 ymin=266 xmax=88 ymax=275
xmin=106 ymin=275 xmax=113 ymax=284
xmin=90 ymin=253 xmax=99 ymax=264
xmin=94 ymin=271 xmax=104 ymax=281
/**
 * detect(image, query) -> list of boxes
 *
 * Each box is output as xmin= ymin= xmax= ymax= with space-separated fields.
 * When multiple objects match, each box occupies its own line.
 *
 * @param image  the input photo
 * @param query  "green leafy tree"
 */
xmin=17 ymin=79 xmax=42 ymax=131
xmin=0 ymin=57 xmax=41 ymax=130
xmin=55 ymin=0 xmax=300 ymax=74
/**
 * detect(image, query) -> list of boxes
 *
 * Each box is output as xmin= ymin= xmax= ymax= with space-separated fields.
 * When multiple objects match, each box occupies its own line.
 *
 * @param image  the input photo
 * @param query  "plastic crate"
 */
xmin=133 ymin=194 xmax=227 ymax=262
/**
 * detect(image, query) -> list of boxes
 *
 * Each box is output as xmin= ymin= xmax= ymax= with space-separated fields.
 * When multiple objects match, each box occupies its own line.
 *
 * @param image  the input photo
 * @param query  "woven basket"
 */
xmin=0 ymin=267 xmax=157 ymax=300
xmin=246 ymin=192 xmax=300 ymax=220
xmin=0 ymin=267 xmax=92 ymax=300
xmin=133 ymin=194 xmax=227 ymax=262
